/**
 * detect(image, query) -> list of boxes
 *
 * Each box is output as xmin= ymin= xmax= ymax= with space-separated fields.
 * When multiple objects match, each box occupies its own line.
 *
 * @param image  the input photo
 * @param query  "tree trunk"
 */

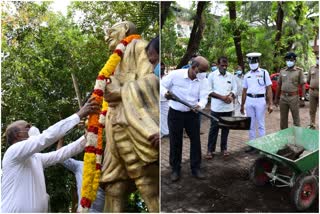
xmin=161 ymin=1 xmax=172 ymax=29
xmin=274 ymin=1 xmax=284 ymax=72
xmin=228 ymin=1 xmax=244 ymax=71
xmin=176 ymin=2 xmax=207 ymax=69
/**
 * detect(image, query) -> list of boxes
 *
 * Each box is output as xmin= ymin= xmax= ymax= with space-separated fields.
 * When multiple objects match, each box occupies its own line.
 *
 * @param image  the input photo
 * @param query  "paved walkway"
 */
xmin=161 ymin=102 xmax=319 ymax=212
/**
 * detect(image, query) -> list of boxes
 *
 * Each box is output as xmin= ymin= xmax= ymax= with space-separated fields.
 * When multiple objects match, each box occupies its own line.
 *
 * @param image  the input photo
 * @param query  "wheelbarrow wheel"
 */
xmin=291 ymin=175 xmax=318 ymax=211
xmin=249 ymin=157 xmax=273 ymax=186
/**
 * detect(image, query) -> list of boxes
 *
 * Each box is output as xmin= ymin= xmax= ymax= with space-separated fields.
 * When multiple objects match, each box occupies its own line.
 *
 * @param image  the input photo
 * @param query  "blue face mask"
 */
xmin=235 ymin=70 xmax=242 ymax=75
xmin=211 ymin=66 xmax=217 ymax=72
xmin=286 ymin=61 xmax=295 ymax=68
xmin=154 ymin=63 xmax=160 ymax=77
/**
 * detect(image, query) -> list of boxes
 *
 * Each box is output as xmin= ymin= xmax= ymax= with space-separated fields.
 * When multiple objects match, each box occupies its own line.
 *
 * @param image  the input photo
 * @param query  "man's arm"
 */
xmin=39 ymin=136 xmax=86 ymax=168
xmin=299 ymin=69 xmax=305 ymax=98
xmin=240 ymin=88 xmax=247 ymax=115
xmin=160 ymin=70 xmax=174 ymax=99
xmin=4 ymin=97 xmax=99 ymax=163
xmin=197 ymin=78 xmax=209 ymax=109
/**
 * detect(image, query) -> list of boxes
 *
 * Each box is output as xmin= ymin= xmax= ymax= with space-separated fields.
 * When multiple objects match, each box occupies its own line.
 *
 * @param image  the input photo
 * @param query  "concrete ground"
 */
xmin=160 ymin=101 xmax=319 ymax=212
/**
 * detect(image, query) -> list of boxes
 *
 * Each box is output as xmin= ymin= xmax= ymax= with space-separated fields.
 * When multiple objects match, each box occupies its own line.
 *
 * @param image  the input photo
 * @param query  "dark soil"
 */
xmin=161 ymin=160 xmax=319 ymax=213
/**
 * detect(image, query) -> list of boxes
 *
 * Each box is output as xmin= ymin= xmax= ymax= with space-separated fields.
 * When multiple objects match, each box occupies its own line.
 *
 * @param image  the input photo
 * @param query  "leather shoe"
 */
xmin=170 ymin=171 xmax=180 ymax=182
xmin=192 ymin=170 xmax=206 ymax=180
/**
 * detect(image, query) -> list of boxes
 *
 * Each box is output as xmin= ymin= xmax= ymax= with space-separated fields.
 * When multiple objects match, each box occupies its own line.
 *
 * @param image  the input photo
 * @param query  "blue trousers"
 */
xmin=207 ymin=111 xmax=232 ymax=153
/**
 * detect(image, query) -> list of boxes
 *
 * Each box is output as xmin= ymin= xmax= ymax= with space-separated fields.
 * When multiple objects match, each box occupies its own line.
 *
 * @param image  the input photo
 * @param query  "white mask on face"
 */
xmin=316 ymin=59 xmax=319 ymax=65
xmin=28 ymin=126 xmax=40 ymax=137
xmin=249 ymin=63 xmax=259 ymax=70
xmin=286 ymin=61 xmax=295 ymax=68
xmin=196 ymin=72 xmax=206 ymax=80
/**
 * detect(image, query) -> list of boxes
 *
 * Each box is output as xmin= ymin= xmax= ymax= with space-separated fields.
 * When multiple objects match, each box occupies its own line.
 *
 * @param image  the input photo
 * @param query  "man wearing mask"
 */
xmin=234 ymin=65 xmax=245 ymax=117
xmin=275 ymin=52 xmax=305 ymax=130
xmin=211 ymin=62 xmax=218 ymax=72
xmin=161 ymin=56 xmax=209 ymax=182
xmin=307 ymin=54 xmax=319 ymax=129
xmin=241 ymin=53 xmax=273 ymax=152
xmin=206 ymin=57 xmax=237 ymax=159
xmin=1 ymin=98 xmax=100 ymax=212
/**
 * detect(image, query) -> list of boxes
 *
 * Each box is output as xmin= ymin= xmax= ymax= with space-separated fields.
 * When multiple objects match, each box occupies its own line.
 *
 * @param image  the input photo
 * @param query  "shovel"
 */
xmin=168 ymin=91 xmax=251 ymax=130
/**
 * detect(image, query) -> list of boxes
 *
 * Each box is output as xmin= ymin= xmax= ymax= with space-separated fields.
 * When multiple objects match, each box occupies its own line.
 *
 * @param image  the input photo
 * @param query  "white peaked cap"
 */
xmin=246 ymin=52 xmax=262 ymax=58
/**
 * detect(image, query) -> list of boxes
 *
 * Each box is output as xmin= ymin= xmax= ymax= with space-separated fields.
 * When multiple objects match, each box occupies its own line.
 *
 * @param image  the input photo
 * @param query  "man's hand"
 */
xmin=192 ymin=105 xmax=201 ymax=113
xmin=222 ymin=96 xmax=232 ymax=104
xmin=56 ymin=138 xmax=64 ymax=150
xmin=76 ymin=97 xmax=100 ymax=119
xmin=148 ymin=133 xmax=160 ymax=149
xmin=165 ymin=91 xmax=173 ymax=100
xmin=267 ymin=104 xmax=273 ymax=114
xmin=240 ymin=105 xmax=245 ymax=115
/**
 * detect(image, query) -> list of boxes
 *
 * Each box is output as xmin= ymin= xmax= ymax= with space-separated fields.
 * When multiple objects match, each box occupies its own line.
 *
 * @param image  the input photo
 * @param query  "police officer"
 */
xmin=307 ymin=54 xmax=319 ymax=129
xmin=240 ymin=53 xmax=273 ymax=152
xmin=275 ymin=52 xmax=305 ymax=130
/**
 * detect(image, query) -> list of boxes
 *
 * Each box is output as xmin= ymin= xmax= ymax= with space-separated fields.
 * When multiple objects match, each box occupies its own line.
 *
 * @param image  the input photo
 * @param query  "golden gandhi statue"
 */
xmin=100 ymin=21 xmax=159 ymax=212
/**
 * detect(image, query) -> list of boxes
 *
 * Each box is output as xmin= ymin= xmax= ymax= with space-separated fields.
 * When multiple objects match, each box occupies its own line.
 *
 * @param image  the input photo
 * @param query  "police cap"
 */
xmin=246 ymin=52 xmax=261 ymax=63
xmin=285 ymin=52 xmax=297 ymax=60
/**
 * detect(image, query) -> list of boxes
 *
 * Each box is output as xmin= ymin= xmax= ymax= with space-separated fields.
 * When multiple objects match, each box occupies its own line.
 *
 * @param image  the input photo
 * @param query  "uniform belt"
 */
xmin=310 ymin=87 xmax=319 ymax=91
xmin=247 ymin=93 xmax=265 ymax=98
xmin=281 ymin=91 xmax=299 ymax=96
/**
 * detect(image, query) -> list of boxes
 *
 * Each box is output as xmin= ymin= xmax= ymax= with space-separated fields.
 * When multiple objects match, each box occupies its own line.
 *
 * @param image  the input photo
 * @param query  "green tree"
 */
xmin=2 ymin=1 xmax=159 ymax=212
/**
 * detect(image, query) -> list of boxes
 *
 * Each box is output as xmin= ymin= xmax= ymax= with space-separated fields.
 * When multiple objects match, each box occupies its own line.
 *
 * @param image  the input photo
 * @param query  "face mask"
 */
xmin=249 ymin=63 xmax=259 ymax=70
xmin=235 ymin=70 xmax=242 ymax=75
xmin=286 ymin=61 xmax=295 ymax=68
xmin=316 ymin=59 xmax=319 ymax=65
xmin=28 ymin=126 xmax=40 ymax=137
xmin=196 ymin=72 xmax=206 ymax=80
xmin=219 ymin=68 xmax=227 ymax=75
xmin=211 ymin=66 xmax=217 ymax=72
xmin=153 ymin=63 xmax=160 ymax=77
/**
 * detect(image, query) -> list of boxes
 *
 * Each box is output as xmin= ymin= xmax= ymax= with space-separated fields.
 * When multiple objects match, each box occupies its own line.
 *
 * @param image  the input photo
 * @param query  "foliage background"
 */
xmin=162 ymin=1 xmax=318 ymax=73
xmin=1 ymin=1 xmax=158 ymax=212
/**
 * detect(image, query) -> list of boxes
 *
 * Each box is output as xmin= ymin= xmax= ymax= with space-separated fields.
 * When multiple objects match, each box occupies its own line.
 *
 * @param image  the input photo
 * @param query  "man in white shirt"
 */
xmin=206 ymin=57 xmax=237 ymax=159
xmin=1 ymin=97 xmax=100 ymax=213
xmin=161 ymin=56 xmax=209 ymax=182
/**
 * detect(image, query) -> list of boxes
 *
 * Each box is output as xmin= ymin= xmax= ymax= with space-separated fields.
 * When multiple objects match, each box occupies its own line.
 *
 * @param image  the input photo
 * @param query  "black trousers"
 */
xmin=207 ymin=111 xmax=232 ymax=153
xmin=168 ymin=107 xmax=201 ymax=174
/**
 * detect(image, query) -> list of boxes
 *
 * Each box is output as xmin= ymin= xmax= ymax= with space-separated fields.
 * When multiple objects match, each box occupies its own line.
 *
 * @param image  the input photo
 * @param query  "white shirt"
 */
xmin=207 ymin=70 xmax=237 ymax=112
xmin=1 ymin=114 xmax=85 ymax=213
xmin=63 ymin=159 xmax=105 ymax=213
xmin=243 ymin=68 xmax=272 ymax=94
xmin=234 ymin=75 xmax=244 ymax=97
xmin=160 ymin=69 xmax=209 ymax=112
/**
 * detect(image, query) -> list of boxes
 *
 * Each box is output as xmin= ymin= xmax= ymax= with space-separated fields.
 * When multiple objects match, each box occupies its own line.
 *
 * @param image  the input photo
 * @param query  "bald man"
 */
xmin=1 ymin=98 xmax=99 ymax=212
xmin=161 ymin=56 xmax=210 ymax=182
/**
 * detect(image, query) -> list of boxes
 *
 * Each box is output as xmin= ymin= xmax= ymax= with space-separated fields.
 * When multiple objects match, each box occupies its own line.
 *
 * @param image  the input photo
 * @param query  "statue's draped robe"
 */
xmin=101 ymin=39 xmax=159 ymax=183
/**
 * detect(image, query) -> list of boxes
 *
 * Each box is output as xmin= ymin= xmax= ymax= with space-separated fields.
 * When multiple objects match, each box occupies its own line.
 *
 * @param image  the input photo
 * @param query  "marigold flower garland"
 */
xmin=80 ymin=34 xmax=141 ymax=212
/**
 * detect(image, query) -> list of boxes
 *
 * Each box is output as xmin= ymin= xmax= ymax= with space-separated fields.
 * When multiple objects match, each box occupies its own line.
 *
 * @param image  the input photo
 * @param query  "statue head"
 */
xmin=104 ymin=21 xmax=138 ymax=51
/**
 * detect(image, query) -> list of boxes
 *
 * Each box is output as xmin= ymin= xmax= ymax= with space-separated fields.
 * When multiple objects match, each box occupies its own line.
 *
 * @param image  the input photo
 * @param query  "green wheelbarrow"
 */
xmin=247 ymin=127 xmax=319 ymax=211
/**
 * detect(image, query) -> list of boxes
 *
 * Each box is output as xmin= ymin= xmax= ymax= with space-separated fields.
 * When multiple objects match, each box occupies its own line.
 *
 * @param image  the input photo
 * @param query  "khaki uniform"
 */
xmin=278 ymin=66 xmax=304 ymax=129
xmin=308 ymin=65 xmax=319 ymax=127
